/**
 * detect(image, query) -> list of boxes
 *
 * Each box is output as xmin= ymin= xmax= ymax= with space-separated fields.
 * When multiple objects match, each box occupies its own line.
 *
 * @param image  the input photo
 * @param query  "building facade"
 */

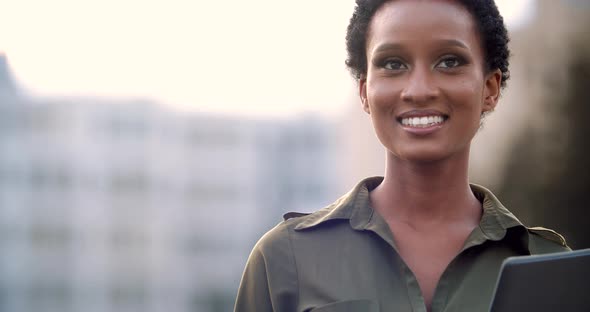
xmin=0 ymin=55 xmax=344 ymax=312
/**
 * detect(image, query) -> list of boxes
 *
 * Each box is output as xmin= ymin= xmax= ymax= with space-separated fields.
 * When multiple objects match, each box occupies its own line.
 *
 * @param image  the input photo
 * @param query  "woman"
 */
xmin=235 ymin=1 xmax=570 ymax=311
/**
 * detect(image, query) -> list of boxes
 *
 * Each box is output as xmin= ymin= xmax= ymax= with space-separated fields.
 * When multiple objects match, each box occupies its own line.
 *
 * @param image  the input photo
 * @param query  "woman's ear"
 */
xmin=483 ymin=69 xmax=502 ymax=113
xmin=359 ymin=78 xmax=370 ymax=114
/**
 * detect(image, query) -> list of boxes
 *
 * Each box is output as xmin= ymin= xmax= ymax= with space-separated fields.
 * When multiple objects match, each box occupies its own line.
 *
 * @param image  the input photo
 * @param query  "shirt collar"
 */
xmin=293 ymin=177 xmax=527 ymax=247
xmin=470 ymin=183 xmax=524 ymax=240
xmin=291 ymin=177 xmax=371 ymax=231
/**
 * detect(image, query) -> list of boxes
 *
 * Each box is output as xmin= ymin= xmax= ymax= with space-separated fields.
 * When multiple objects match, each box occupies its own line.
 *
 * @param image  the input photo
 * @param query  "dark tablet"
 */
xmin=489 ymin=248 xmax=590 ymax=312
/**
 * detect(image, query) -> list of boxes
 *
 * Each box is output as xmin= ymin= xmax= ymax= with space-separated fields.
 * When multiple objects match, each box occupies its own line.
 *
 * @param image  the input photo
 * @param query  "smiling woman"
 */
xmin=234 ymin=1 xmax=570 ymax=312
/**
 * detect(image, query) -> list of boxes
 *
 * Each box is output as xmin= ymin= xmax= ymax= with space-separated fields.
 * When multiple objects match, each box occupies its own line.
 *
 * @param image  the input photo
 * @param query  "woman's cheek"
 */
xmin=440 ymin=78 xmax=480 ymax=107
xmin=368 ymin=79 xmax=401 ymax=111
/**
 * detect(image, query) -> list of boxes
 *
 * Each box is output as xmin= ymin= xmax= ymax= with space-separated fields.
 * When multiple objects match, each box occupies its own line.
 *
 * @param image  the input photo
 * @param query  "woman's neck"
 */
xmin=370 ymin=151 xmax=482 ymax=226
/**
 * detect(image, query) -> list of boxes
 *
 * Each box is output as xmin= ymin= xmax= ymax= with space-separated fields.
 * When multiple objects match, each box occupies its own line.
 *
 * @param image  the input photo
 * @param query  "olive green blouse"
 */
xmin=235 ymin=177 xmax=569 ymax=312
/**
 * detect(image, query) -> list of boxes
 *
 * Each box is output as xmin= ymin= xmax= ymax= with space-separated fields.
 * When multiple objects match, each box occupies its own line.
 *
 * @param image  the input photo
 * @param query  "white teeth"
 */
xmin=401 ymin=115 xmax=445 ymax=127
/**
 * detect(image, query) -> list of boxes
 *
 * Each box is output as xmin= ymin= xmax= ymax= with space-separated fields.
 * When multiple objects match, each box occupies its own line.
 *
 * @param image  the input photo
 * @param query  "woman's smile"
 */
xmin=397 ymin=109 xmax=449 ymax=135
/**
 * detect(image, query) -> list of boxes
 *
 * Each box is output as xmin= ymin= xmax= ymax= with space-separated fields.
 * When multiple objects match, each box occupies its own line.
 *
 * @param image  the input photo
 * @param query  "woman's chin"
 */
xmin=389 ymin=147 xmax=462 ymax=165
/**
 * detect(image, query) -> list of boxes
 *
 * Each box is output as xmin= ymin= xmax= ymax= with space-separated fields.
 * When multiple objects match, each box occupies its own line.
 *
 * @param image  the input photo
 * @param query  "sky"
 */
xmin=0 ymin=0 xmax=535 ymax=116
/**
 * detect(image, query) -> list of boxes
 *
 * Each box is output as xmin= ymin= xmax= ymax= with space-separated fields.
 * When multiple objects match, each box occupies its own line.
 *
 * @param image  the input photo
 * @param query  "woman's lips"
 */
xmin=400 ymin=115 xmax=446 ymax=127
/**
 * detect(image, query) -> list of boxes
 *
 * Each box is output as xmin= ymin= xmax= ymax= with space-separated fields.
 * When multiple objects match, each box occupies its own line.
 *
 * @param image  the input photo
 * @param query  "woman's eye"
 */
xmin=383 ymin=59 xmax=407 ymax=71
xmin=436 ymin=56 xmax=462 ymax=69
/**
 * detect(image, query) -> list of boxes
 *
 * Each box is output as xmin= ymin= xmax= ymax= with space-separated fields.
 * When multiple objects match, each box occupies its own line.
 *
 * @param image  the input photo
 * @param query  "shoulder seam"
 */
xmin=285 ymin=222 xmax=300 ymax=310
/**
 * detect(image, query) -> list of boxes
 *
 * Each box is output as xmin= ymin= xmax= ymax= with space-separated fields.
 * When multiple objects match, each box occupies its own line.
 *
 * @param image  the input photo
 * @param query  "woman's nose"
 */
xmin=400 ymin=67 xmax=439 ymax=103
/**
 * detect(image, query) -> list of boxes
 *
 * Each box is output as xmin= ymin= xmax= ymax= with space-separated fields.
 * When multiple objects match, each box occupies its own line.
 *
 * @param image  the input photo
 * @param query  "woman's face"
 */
xmin=360 ymin=0 xmax=501 ymax=163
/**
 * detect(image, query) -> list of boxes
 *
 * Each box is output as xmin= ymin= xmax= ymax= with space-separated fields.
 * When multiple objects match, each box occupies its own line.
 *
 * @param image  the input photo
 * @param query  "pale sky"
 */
xmin=0 ymin=0 xmax=535 ymax=116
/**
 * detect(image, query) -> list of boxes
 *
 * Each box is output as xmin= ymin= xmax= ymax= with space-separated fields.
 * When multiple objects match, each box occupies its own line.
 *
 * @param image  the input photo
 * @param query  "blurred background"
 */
xmin=0 ymin=0 xmax=588 ymax=311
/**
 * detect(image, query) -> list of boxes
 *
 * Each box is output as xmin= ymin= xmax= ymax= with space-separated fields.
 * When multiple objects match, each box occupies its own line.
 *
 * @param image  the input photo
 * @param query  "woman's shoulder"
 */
xmin=470 ymin=183 xmax=571 ymax=253
xmin=251 ymin=181 xmax=372 ymax=260
xmin=251 ymin=214 xmax=305 ymax=254
xmin=252 ymin=203 xmax=345 ymax=255
xmin=258 ymin=179 xmax=372 ymax=248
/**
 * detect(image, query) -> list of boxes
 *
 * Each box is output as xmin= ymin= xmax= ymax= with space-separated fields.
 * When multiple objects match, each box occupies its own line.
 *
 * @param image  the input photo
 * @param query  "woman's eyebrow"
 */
xmin=435 ymin=39 xmax=469 ymax=49
xmin=372 ymin=39 xmax=469 ymax=55
xmin=371 ymin=43 xmax=405 ymax=55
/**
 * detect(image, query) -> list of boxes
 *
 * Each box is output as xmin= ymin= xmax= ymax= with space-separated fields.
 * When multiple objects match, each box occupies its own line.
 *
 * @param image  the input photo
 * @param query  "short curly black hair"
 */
xmin=345 ymin=0 xmax=511 ymax=89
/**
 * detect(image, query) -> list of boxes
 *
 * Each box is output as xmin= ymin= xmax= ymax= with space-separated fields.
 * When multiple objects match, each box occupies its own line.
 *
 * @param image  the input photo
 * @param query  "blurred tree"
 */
xmin=498 ymin=37 xmax=590 ymax=249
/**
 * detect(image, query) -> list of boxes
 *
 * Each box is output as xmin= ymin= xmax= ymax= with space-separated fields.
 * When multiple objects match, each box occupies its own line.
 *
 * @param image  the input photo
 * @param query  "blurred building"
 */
xmin=0 ymin=54 xmax=344 ymax=312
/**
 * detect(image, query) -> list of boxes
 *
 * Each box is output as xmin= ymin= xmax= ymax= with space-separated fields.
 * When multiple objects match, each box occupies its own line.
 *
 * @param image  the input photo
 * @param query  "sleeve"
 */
xmin=234 ymin=224 xmax=299 ymax=312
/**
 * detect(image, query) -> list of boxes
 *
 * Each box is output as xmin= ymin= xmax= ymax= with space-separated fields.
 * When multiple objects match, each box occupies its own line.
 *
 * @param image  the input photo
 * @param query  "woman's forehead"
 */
xmin=367 ymin=0 xmax=480 ymax=52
